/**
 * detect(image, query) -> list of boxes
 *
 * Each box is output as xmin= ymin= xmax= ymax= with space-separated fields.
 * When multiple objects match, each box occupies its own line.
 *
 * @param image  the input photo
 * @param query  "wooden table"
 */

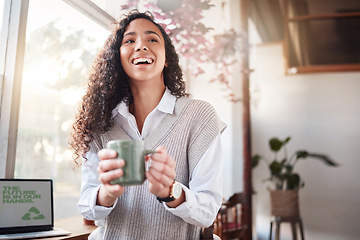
xmin=40 ymin=216 xmax=97 ymax=240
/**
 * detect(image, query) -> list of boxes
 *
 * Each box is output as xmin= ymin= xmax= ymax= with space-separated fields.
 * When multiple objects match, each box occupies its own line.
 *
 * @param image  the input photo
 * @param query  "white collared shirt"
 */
xmin=77 ymin=88 xmax=223 ymax=227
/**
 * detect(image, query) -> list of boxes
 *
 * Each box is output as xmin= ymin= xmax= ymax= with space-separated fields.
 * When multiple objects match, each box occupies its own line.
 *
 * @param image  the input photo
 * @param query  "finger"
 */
xmin=151 ymin=151 xmax=175 ymax=168
xmin=146 ymin=172 xmax=172 ymax=198
xmin=149 ymin=160 xmax=174 ymax=176
xmin=102 ymin=183 xmax=124 ymax=198
xmin=151 ymin=146 xmax=168 ymax=163
xmin=146 ymin=172 xmax=167 ymax=191
xmin=97 ymin=159 xmax=125 ymax=173
xmin=147 ymin=167 xmax=174 ymax=185
xmin=98 ymin=168 xmax=123 ymax=184
xmin=98 ymin=149 xmax=117 ymax=160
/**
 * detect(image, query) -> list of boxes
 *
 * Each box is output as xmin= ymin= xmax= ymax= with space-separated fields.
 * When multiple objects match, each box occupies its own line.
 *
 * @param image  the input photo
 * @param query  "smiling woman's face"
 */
xmin=120 ymin=18 xmax=166 ymax=85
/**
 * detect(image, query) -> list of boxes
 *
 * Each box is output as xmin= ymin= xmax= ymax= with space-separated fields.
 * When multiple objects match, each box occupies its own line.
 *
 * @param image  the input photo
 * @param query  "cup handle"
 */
xmin=143 ymin=150 xmax=157 ymax=155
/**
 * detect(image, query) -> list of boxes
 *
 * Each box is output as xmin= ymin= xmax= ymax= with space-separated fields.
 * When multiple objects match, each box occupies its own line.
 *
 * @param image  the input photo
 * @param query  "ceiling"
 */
xmin=250 ymin=0 xmax=284 ymax=42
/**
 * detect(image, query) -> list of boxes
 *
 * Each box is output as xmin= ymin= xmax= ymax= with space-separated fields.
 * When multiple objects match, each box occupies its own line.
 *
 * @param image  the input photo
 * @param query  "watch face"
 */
xmin=172 ymin=182 xmax=182 ymax=199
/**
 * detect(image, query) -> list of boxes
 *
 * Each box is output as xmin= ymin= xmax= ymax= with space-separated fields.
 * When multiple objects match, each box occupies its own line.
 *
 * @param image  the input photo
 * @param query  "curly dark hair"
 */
xmin=70 ymin=10 xmax=188 ymax=164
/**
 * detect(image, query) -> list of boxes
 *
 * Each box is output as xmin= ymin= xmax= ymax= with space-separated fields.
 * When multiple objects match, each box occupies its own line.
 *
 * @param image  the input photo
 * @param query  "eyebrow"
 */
xmin=123 ymin=30 xmax=161 ymax=38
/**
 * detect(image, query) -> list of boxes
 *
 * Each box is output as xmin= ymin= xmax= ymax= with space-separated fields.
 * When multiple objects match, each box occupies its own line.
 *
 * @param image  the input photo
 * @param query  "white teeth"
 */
xmin=133 ymin=58 xmax=153 ymax=65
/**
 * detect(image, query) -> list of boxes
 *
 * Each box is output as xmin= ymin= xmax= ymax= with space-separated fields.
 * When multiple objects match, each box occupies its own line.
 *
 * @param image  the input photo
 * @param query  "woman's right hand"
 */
xmin=96 ymin=149 xmax=125 ymax=207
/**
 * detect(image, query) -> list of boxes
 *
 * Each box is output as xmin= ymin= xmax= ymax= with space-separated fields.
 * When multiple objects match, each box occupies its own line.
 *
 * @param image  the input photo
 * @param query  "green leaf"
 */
xmin=296 ymin=150 xmax=308 ymax=159
xmin=269 ymin=161 xmax=282 ymax=175
xmin=251 ymin=155 xmax=261 ymax=168
xmin=283 ymin=136 xmax=291 ymax=144
xmin=295 ymin=151 xmax=338 ymax=166
xmin=269 ymin=138 xmax=283 ymax=152
xmin=255 ymin=136 xmax=337 ymax=191
xmin=284 ymin=164 xmax=293 ymax=173
xmin=285 ymin=173 xmax=300 ymax=190
xmin=306 ymin=153 xmax=338 ymax=166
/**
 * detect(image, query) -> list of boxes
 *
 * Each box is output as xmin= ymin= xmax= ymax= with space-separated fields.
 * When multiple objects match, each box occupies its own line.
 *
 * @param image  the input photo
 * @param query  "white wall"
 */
xmin=250 ymin=43 xmax=360 ymax=240
xmin=187 ymin=0 xmax=244 ymax=200
xmin=188 ymin=73 xmax=235 ymax=200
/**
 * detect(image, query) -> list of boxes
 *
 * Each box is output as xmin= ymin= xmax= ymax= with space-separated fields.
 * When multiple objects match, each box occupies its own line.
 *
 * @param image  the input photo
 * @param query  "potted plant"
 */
xmin=252 ymin=136 xmax=338 ymax=217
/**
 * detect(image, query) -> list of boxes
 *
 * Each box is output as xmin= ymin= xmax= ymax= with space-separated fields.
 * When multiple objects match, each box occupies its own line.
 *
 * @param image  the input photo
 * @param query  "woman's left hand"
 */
xmin=145 ymin=146 xmax=176 ymax=198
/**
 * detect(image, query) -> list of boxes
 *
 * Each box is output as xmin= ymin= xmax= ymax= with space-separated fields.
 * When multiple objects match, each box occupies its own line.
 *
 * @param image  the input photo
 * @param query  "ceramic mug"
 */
xmin=107 ymin=140 xmax=155 ymax=186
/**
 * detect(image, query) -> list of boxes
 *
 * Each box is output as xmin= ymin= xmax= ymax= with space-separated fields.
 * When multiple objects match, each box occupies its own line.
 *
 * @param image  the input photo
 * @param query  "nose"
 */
xmin=135 ymin=39 xmax=148 ymax=52
xmin=136 ymin=46 xmax=148 ymax=52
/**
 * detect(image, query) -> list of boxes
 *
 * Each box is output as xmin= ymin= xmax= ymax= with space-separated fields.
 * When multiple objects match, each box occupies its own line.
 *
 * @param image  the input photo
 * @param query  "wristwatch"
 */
xmin=156 ymin=180 xmax=182 ymax=203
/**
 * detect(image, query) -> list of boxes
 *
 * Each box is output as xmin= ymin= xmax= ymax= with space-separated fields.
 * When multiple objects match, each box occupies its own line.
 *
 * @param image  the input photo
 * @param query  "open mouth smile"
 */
xmin=132 ymin=57 xmax=154 ymax=65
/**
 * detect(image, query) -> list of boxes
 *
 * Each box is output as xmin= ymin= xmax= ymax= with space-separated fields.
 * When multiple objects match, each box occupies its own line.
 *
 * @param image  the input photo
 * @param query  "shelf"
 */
xmin=288 ymin=11 xmax=360 ymax=22
xmin=287 ymin=63 xmax=360 ymax=74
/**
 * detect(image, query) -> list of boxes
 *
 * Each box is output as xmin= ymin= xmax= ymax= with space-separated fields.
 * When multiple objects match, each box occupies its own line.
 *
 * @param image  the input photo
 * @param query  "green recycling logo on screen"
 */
xmin=22 ymin=207 xmax=45 ymax=220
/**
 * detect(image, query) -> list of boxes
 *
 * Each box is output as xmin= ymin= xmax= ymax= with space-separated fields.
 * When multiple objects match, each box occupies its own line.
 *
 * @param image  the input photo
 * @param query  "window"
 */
xmin=14 ymin=0 xmax=108 ymax=219
xmin=0 ymin=1 xmax=4 ymax=37
xmin=0 ymin=0 xmax=5 ymax=80
xmin=284 ymin=0 xmax=360 ymax=74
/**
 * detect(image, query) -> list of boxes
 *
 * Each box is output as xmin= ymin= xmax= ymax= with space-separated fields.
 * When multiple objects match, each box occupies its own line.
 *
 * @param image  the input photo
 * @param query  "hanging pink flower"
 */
xmin=120 ymin=0 xmax=244 ymax=102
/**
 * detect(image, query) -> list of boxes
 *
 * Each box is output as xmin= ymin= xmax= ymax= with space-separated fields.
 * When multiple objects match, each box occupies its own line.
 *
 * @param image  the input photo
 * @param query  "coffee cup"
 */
xmin=107 ymin=140 xmax=155 ymax=186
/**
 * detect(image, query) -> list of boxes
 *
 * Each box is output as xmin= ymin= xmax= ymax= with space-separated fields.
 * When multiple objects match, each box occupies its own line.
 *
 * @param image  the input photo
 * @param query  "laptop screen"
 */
xmin=0 ymin=179 xmax=53 ymax=233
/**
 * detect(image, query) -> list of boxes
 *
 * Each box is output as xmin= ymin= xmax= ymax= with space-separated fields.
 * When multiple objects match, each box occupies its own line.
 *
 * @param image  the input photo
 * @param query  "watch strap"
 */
xmin=156 ymin=195 xmax=175 ymax=203
xmin=156 ymin=180 xmax=178 ymax=203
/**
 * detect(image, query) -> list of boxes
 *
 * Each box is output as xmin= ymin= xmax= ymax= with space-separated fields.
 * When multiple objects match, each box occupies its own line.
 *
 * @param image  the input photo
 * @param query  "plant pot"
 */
xmin=269 ymin=190 xmax=300 ymax=217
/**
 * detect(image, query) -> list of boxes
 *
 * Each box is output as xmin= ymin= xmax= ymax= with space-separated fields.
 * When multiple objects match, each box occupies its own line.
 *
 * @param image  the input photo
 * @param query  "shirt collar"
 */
xmin=111 ymin=88 xmax=176 ymax=118
xmin=157 ymin=88 xmax=176 ymax=114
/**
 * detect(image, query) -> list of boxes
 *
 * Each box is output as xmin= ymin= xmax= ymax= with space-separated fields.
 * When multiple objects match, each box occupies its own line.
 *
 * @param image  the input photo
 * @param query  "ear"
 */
xmin=165 ymin=61 xmax=168 ymax=67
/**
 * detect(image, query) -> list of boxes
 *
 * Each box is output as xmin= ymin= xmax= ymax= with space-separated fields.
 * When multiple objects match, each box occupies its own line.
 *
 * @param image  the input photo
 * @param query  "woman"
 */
xmin=70 ymin=10 xmax=226 ymax=239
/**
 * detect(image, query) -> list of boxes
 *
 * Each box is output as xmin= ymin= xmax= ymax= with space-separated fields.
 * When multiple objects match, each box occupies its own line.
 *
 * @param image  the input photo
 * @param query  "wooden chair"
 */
xmin=213 ymin=193 xmax=247 ymax=240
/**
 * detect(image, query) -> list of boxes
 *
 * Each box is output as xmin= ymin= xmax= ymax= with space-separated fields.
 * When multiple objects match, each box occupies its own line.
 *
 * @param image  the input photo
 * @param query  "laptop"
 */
xmin=0 ymin=179 xmax=71 ymax=239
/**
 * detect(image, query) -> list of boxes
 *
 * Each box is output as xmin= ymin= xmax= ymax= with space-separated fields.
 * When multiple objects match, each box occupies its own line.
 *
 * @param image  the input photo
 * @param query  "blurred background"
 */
xmin=1 ymin=0 xmax=359 ymax=240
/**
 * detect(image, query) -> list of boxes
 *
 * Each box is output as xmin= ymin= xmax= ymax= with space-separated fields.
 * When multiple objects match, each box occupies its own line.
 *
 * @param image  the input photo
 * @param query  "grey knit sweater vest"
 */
xmin=90 ymin=97 xmax=226 ymax=240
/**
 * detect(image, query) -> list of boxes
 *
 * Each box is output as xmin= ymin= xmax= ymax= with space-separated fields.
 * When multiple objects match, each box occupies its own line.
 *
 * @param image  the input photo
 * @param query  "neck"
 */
xmin=129 ymin=81 xmax=166 ymax=134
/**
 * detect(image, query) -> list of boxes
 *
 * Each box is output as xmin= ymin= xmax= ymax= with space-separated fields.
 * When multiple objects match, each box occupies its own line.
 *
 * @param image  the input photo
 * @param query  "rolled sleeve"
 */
xmin=77 ymin=151 xmax=117 ymax=221
xmin=162 ymin=135 xmax=223 ymax=227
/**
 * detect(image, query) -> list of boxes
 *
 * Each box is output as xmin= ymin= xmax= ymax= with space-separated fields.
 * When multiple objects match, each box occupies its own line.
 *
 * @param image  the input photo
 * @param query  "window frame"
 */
xmin=0 ymin=0 xmax=29 ymax=178
xmin=283 ymin=0 xmax=360 ymax=74
xmin=0 ymin=0 xmax=114 ymax=178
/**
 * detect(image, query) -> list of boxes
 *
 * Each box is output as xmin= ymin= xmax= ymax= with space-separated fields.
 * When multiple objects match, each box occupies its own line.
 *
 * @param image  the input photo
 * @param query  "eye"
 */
xmin=123 ymin=39 xmax=134 ymax=44
xmin=149 ymin=39 xmax=158 ymax=43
